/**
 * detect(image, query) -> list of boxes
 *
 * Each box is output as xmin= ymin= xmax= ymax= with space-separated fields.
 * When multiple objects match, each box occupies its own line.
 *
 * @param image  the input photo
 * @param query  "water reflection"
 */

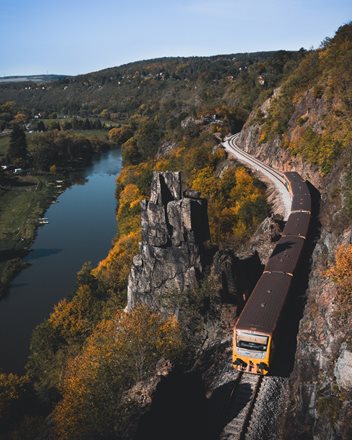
xmin=26 ymin=248 xmax=62 ymax=261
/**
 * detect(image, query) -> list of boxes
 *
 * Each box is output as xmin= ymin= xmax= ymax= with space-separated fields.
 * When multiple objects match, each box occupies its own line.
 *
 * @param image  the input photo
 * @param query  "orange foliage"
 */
xmin=48 ymin=285 xmax=97 ymax=342
xmin=0 ymin=373 xmax=29 ymax=426
xmin=190 ymin=166 xmax=266 ymax=243
xmin=108 ymin=127 xmax=124 ymax=141
xmin=324 ymin=244 xmax=352 ymax=299
xmin=117 ymin=183 xmax=143 ymax=235
xmin=258 ymin=131 xmax=267 ymax=144
xmin=52 ymin=306 xmax=183 ymax=439
xmin=93 ymin=230 xmax=140 ymax=289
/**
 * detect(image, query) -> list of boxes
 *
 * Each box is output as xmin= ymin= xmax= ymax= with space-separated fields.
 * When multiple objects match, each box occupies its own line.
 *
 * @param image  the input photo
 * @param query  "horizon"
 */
xmin=1 ymin=0 xmax=352 ymax=77
xmin=0 ymin=49 xmax=304 ymax=78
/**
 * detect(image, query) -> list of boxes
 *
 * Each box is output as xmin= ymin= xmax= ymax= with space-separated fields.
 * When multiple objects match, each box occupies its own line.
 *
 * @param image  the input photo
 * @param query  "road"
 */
xmin=222 ymin=134 xmax=292 ymax=220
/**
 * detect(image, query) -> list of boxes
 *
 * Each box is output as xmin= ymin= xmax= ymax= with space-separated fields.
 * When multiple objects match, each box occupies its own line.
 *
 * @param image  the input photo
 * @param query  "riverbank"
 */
xmin=0 ymin=127 xmax=114 ymax=298
xmin=0 ymin=175 xmax=58 ymax=297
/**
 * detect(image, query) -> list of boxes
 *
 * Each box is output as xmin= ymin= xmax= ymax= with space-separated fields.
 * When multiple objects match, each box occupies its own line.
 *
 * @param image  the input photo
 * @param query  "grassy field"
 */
xmin=73 ymin=129 xmax=108 ymax=138
xmin=0 ymin=176 xmax=55 ymax=296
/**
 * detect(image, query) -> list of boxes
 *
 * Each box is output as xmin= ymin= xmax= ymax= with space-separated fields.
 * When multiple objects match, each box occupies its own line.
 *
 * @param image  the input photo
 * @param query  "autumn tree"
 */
xmin=13 ymin=112 xmax=27 ymax=124
xmin=0 ymin=373 xmax=29 ymax=431
xmin=52 ymin=306 xmax=183 ymax=439
xmin=48 ymin=283 xmax=103 ymax=344
xmin=324 ymin=244 xmax=352 ymax=300
xmin=108 ymin=126 xmax=134 ymax=144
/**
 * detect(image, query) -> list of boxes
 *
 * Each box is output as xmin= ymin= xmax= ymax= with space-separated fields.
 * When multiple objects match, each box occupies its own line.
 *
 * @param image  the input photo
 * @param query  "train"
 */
xmin=232 ymin=171 xmax=311 ymax=375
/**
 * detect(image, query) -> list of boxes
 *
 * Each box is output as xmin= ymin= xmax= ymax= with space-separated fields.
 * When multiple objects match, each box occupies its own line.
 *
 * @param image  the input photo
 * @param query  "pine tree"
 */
xmin=7 ymin=124 xmax=28 ymax=165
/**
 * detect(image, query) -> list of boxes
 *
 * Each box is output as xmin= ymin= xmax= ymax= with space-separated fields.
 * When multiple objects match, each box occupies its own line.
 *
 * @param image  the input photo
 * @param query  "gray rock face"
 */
xmin=334 ymin=343 xmax=352 ymax=390
xmin=127 ymin=171 xmax=210 ymax=312
xmin=211 ymin=250 xmax=238 ymax=301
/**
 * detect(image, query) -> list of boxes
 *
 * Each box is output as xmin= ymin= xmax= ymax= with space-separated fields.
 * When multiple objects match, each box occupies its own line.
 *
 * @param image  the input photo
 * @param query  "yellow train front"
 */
xmin=233 ymin=172 xmax=312 ymax=375
xmin=232 ymin=272 xmax=292 ymax=375
xmin=233 ymin=327 xmax=272 ymax=375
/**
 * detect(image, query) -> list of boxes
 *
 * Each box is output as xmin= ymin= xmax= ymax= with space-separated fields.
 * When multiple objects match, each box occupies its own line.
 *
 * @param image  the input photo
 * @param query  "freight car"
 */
xmin=232 ymin=172 xmax=311 ymax=375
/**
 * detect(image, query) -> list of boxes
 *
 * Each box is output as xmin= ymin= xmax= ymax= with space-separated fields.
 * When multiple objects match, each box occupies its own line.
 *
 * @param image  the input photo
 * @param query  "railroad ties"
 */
xmin=220 ymin=373 xmax=263 ymax=440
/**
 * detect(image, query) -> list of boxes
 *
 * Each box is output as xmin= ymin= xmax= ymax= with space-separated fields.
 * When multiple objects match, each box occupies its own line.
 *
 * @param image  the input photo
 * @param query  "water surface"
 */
xmin=0 ymin=148 xmax=122 ymax=373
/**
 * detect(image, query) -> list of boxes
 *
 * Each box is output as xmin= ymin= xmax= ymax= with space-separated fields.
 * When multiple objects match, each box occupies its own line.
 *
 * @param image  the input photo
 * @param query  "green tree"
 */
xmin=7 ymin=124 xmax=28 ymax=166
xmin=36 ymin=120 xmax=46 ymax=132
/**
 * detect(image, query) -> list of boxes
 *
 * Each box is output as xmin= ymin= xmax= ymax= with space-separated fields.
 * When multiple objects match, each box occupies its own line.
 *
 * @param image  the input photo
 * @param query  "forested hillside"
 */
xmin=0 ymin=51 xmax=303 ymax=128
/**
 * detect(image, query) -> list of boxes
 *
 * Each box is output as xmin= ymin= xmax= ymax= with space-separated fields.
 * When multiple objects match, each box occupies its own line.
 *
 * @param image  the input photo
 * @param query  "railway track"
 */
xmin=222 ymin=134 xmax=292 ymax=219
xmin=220 ymin=373 xmax=263 ymax=440
xmin=228 ymin=136 xmax=286 ymax=186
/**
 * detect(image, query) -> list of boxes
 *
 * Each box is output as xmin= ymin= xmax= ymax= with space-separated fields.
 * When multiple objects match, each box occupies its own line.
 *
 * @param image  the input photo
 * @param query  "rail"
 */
xmin=220 ymin=372 xmax=263 ymax=440
xmin=222 ymin=134 xmax=292 ymax=220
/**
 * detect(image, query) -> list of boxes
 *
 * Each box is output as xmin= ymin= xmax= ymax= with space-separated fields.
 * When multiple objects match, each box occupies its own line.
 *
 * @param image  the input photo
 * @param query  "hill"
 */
xmin=0 ymin=74 xmax=70 ymax=84
xmin=0 ymin=51 xmax=304 ymax=125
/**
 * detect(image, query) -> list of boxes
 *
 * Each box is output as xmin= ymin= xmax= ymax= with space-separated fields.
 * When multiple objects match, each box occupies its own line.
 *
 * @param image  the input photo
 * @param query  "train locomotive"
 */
xmin=232 ymin=172 xmax=311 ymax=375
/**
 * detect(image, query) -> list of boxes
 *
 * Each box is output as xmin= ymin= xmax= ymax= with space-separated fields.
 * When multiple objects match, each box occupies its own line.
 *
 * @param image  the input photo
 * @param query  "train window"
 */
xmin=236 ymin=332 xmax=268 ymax=351
xmin=237 ymin=340 xmax=267 ymax=351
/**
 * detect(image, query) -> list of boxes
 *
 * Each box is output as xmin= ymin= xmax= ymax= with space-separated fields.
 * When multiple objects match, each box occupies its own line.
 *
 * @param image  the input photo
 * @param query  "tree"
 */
xmin=52 ymin=306 xmax=183 ymax=439
xmin=48 ymin=120 xmax=60 ymax=130
xmin=108 ymin=126 xmax=134 ymax=144
xmin=62 ymin=120 xmax=72 ymax=130
xmin=14 ymin=112 xmax=27 ymax=124
xmin=32 ymin=144 xmax=57 ymax=171
xmin=36 ymin=120 xmax=46 ymax=132
xmin=7 ymin=124 xmax=28 ymax=166
xmin=135 ymin=120 xmax=162 ymax=159
xmin=324 ymin=244 xmax=352 ymax=300
xmin=0 ymin=373 xmax=29 ymax=431
xmin=83 ymin=118 xmax=91 ymax=130
xmin=92 ymin=119 xmax=102 ymax=129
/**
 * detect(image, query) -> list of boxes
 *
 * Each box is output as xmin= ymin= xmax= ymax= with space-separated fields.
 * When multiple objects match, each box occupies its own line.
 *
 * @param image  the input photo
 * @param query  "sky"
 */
xmin=1 ymin=0 xmax=351 ymax=76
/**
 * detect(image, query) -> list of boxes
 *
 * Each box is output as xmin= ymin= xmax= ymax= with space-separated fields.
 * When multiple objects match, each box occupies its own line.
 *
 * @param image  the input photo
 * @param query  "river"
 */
xmin=0 ymin=148 xmax=122 ymax=374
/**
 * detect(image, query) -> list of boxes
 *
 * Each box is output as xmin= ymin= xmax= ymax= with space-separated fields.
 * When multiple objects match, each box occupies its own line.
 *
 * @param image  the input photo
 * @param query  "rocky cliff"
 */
xmin=239 ymin=90 xmax=352 ymax=439
xmin=127 ymin=171 xmax=210 ymax=313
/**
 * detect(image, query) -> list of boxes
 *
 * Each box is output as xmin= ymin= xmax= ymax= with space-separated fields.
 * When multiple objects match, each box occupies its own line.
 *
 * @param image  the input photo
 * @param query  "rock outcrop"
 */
xmin=127 ymin=171 xmax=210 ymax=313
xmin=334 ymin=343 xmax=352 ymax=391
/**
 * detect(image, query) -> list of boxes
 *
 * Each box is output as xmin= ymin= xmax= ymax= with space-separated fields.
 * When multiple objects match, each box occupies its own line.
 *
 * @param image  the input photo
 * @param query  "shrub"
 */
xmin=324 ymin=244 xmax=352 ymax=300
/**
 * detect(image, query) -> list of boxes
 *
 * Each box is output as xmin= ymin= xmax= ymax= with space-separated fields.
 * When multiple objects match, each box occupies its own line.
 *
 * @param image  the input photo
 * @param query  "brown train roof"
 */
xmin=236 ymin=272 xmax=292 ymax=334
xmin=284 ymin=171 xmax=306 ymax=186
xmin=265 ymin=235 xmax=305 ymax=275
xmin=291 ymin=193 xmax=311 ymax=212
xmin=282 ymin=212 xmax=311 ymax=238
xmin=284 ymin=172 xmax=311 ymax=212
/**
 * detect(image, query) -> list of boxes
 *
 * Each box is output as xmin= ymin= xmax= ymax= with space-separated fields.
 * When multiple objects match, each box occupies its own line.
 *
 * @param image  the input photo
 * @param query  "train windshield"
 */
xmin=236 ymin=331 xmax=268 ymax=352
xmin=237 ymin=340 xmax=267 ymax=351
